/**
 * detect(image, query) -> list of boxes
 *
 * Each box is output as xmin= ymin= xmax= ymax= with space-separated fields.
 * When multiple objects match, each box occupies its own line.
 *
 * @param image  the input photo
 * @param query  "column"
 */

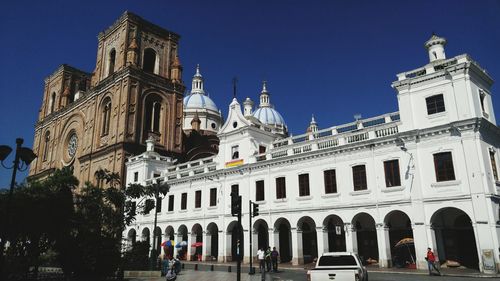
xmin=217 ymin=230 xmax=224 ymax=262
xmin=173 ymin=232 xmax=179 ymax=258
xmin=317 ymin=226 xmax=328 ymax=255
xmin=291 ymin=227 xmax=303 ymax=265
xmin=187 ymin=231 xmax=193 ymax=261
xmin=204 ymin=230 xmax=211 ymax=261
xmin=200 ymin=230 xmax=206 ymax=262
xmin=225 ymin=231 xmax=232 ymax=262
xmin=376 ymin=223 xmax=391 ymax=268
xmin=345 ymin=223 xmax=357 ymax=253
xmin=243 ymin=228 xmax=250 ymax=263
xmin=412 ymin=223 xmax=429 ymax=270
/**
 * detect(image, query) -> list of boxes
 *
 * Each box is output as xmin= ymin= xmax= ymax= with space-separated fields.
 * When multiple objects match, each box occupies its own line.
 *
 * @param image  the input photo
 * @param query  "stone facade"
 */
xmin=29 ymin=12 xmax=186 ymax=186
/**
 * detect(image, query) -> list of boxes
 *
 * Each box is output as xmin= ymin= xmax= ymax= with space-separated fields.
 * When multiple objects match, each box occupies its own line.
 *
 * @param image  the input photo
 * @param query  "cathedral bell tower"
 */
xmin=30 ymin=12 xmax=186 ymax=187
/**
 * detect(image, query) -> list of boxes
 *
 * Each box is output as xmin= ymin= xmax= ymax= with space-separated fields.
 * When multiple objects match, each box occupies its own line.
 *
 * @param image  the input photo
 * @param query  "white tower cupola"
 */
xmin=259 ymin=81 xmax=271 ymax=107
xmin=308 ymin=115 xmax=318 ymax=133
xmin=191 ymin=64 xmax=205 ymax=94
xmin=243 ymin=97 xmax=254 ymax=117
xmin=425 ymin=34 xmax=447 ymax=62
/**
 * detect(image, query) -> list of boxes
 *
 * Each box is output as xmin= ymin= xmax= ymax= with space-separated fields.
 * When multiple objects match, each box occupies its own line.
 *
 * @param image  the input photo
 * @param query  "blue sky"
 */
xmin=1 ymin=0 xmax=499 ymax=188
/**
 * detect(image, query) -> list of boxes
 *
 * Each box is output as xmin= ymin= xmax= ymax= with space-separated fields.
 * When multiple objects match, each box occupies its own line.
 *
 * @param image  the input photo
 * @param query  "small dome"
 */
xmin=184 ymin=93 xmax=219 ymax=112
xmin=252 ymin=107 xmax=286 ymax=126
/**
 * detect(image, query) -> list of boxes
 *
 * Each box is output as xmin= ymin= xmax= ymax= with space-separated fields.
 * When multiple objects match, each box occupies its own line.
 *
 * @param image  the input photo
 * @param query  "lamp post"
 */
xmin=0 ymin=138 xmax=37 ymax=276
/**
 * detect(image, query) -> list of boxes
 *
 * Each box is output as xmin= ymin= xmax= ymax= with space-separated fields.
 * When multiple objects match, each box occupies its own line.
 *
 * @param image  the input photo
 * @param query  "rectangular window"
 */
xmin=259 ymin=145 xmax=266 ymax=154
xmin=276 ymin=177 xmax=286 ymax=199
xmin=156 ymin=197 xmax=162 ymax=213
xmin=256 ymin=180 xmax=265 ymax=201
xmin=384 ymin=160 xmax=401 ymax=187
xmin=231 ymin=145 xmax=239 ymax=159
xmin=433 ymin=152 xmax=456 ymax=182
xmin=298 ymin=174 xmax=310 ymax=196
xmin=134 ymin=172 xmax=139 ymax=182
xmin=231 ymin=184 xmax=239 ymax=196
xmin=195 ymin=190 xmax=202 ymax=208
xmin=210 ymin=188 xmax=217 ymax=206
xmin=352 ymin=165 xmax=367 ymax=191
xmin=426 ymin=94 xmax=446 ymax=115
xmin=168 ymin=195 xmax=174 ymax=212
xmin=181 ymin=193 xmax=187 ymax=210
xmin=490 ymin=150 xmax=498 ymax=181
xmin=324 ymin=169 xmax=337 ymax=194
xmin=153 ymin=173 xmax=160 ymax=178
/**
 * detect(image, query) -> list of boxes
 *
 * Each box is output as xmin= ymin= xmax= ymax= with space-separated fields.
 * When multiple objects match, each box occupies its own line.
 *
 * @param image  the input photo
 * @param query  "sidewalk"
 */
xmin=179 ymin=260 xmax=500 ymax=278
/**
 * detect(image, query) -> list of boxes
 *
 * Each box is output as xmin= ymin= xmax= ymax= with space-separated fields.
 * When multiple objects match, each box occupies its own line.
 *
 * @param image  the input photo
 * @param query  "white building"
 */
xmin=124 ymin=35 xmax=500 ymax=273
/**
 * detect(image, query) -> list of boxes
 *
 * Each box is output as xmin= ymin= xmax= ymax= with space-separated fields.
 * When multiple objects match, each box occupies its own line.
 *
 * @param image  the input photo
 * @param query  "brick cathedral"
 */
xmin=29 ymin=12 xmax=218 ymax=186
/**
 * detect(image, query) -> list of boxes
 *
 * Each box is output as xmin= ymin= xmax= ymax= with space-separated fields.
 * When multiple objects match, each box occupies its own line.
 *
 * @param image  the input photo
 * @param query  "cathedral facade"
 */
xmin=124 ymin=34 xmax=500 ymax=274
xmin=29 ymin=12 xmax=187 ymax=185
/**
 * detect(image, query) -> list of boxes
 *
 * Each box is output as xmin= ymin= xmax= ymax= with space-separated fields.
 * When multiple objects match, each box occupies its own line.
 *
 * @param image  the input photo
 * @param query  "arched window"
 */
xmin=143 ymin=48 xmax=157 ymax=74
xmin=101 ymin=98 xmax=111 ymax=136
xmin=49 ymin=92 xmax=56 ymax=114
xmin=43 ymin=131 xmax=50 ymax=161
xmin=108 ymin=49 xmax=116 ymax=76
xmin=144 ymin=94 xmax=162 ymax=136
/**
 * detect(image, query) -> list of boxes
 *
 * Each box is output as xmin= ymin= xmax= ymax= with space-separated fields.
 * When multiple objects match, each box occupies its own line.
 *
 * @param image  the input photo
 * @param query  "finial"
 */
xmin=196 ymin=64 xmax=200 ymax=75
xmin=261 ymin=81 xmax=269 ymax=94
xmin=311 ymin=114 xmax=316 ymax=124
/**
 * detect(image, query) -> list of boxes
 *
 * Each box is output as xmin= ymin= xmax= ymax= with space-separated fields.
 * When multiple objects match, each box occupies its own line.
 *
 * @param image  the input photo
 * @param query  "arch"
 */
xmin=163 ymin=226 xmax=175 ymax=258
xmin=143 ymin=93 xmax=163 ymax=139
xmin=108 ymin=48 xmax=116 ymax=76
xmin=206 ymin=222 xmax=219 ymax=261
xmin=253 ymin=219 xmax=269 ymax=251
xmin=430 ymin=207 xmax=479 ymax=269
xmin=141 ymin=227 xmax=150 ymax=244
xmin=176 ymin=225 xmax=188 ymax=260
xmin=323 ymin=214 xmax=346 ymax=252
xmin=153 ymin=226 xmax=162 ymax=255
xmin=191 ymin=223 xmax=203 ymax=261
xmin=101 ymin=97 xmax=112 ymax=136
xmin=298 ymin=216 xmax=318 ymax=264
xmin=384 ymin=210 xmax=415 ymax=267
xmin=127 ymin=228 xmax=137 ymax=249
xmin=352 ymin=212 xmax=378 ymax=264
xmin=164 ymin=226 xmax=175 ymax=240
xmin=43 ymin=131 xmax=50 ymax=162
xmin=143 ymin=48 xmax=158 ymax=74
xmin=274 ymin=217 xmax=292 ymax=263
xmin=226 ymin=221 xmax=244 ymax=262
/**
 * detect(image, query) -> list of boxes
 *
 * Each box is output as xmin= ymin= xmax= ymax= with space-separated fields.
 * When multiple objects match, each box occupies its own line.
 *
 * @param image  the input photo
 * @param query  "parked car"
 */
xmin=306 ymin=252 xmax=368 ymax=281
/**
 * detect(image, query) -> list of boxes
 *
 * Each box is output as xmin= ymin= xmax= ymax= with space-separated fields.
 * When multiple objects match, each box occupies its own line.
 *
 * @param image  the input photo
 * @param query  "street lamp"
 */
xmin=0 ymin=138 xmax=37 ymax=276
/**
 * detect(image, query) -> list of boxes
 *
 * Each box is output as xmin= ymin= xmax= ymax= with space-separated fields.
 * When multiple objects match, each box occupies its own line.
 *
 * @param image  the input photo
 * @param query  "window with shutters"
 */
xmin=210 ymin=188 xmax=217 ymax=206
xmin=276 ymin=177 xmax=286 ymax=199
xmin=384 ymin=160 xmax=401 ymax=187
xmin=256 ymin=180 xmax=265 ymax=201
xmin=168 ymin=195 xmax=174 ymax=212
xmin=352 ymin=165 xmax=367 ymax=191
xmin=181 ymin=193 xmax=187 ymax=210
xmin=298 ymin=174 xmax=310 ymax=196
xmin=433 ymin=152 xmax=456 ymax=182
xmin=324 ymin=169 xmax=337 ymax=194
xmin=195 ymin=190 xmax=201 ymax=208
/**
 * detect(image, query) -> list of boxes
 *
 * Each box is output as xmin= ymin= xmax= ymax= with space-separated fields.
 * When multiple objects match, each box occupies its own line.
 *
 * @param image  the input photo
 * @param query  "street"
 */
xmin=130 ymin=269 xmax=483 ymax=281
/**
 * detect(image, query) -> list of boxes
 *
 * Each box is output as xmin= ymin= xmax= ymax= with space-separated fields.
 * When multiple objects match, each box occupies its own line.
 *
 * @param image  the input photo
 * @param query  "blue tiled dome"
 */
xmin=252 ymin=107 xmax=286 ymax=126
xmin=183 ymin=93 xmax=219 ymax=112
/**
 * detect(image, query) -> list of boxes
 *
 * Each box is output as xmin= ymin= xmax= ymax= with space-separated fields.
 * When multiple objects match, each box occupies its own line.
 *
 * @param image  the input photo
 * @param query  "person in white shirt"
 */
xmin=256 ymin=248 xmax=265 ymax=273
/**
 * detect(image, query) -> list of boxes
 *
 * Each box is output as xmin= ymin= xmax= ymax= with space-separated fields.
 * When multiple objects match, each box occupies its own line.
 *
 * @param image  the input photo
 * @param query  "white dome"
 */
xmin=183 ymin=93 xmax=219 ymax=112
xmin=252 ymin=107 xmax=286 ymax=126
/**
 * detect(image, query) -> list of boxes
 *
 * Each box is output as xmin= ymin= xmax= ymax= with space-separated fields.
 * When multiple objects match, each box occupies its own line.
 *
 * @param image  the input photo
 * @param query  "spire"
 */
xmin=191 ymin=64 xmax=204 ymax=95
xmin=259 ymin=81 xmax=271 ymax=107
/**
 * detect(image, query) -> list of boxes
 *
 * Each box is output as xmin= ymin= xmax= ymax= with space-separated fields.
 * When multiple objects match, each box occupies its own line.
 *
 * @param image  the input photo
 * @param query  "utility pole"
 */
xmin=231 ymin=192 xmax=242 ymax=281
xmin=249 ymin=200 xmax=254 ymax=275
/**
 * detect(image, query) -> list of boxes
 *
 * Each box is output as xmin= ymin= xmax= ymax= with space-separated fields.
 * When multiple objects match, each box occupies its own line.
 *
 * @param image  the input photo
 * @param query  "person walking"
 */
xmin=425 ymin=247 xmax=441 ymax=276
xmin=257 ymin=247 xmax=265 ymax=273
xmin=265 ymin=247 xmax=272 ymax=272
xmin=271 ymin=247 xmax=279 ymax=272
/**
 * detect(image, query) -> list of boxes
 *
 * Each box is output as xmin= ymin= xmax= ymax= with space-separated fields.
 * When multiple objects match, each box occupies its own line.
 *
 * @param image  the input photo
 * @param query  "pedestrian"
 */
xmin=271 ymin=247 xmax=279 ymax=272
xmin=265 ymin=247 xmax=272 ymax=272
xmin=257 ymin=247 xmax=265 ymax=273
xmin=425 ymin=247 xmax=441 ymax=276
xmin=161 ymin=254 xmax=169 ymax=276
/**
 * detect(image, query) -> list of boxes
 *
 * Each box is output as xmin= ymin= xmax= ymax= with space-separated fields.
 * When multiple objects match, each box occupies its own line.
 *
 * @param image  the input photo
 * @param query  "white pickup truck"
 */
xmin=306 ymin=252 xmax=368 ymax=281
